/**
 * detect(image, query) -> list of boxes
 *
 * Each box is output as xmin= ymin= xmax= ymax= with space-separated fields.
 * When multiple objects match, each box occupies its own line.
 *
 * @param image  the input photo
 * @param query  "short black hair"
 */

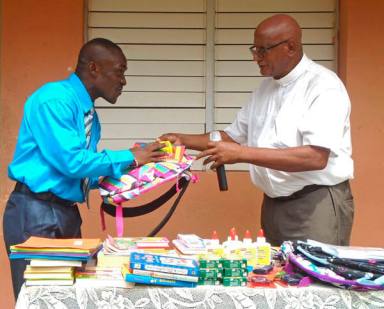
xmin=82 ymin=38 xmax=122 ymax=53
xmin=75 ymin=38 xmax=125 ymax=72
xmin=78 ymin=38 xmax=123 ymax=60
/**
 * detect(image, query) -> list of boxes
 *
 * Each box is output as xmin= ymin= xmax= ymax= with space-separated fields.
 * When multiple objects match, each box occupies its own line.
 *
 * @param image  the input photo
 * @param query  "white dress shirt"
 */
xmin=225 ymin=54 xmax=354 ymax=197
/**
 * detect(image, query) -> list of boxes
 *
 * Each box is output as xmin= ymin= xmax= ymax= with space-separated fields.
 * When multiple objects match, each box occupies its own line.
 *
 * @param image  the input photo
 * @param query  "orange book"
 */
xmin=11 ymin=236 xmax=102 ymax=251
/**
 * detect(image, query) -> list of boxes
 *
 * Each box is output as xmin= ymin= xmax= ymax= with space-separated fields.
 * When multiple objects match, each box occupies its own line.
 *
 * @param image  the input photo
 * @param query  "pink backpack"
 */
xmin=99 ymin=144 xmax=196 ymax=237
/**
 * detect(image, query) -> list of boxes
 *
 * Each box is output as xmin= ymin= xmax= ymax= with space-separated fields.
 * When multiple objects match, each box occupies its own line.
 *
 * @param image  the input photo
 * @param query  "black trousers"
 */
xmin=3 ymin=185 xmax=82 ymax=299
xmin=261 ymin=180 xmax=354 ymax=247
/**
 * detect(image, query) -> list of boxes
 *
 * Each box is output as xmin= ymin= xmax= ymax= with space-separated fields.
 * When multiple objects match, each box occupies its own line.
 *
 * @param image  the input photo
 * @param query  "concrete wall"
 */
xmin=1 ymin=0 xmax=384 ymax=307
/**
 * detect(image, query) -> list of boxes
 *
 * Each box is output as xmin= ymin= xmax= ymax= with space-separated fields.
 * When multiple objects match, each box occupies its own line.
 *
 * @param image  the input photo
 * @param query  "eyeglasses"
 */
xmin=249 ymin=39 xmax=289 ymax=58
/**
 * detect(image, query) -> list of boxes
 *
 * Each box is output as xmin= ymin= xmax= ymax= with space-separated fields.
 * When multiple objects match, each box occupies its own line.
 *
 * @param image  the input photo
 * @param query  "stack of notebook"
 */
xmin=10 ymin=236 xmax=102 ymax=286
xmin=24 ymin=262 xmax=77 ymax=286
xmin=122 ymin=252 xmax=200 ymax=287
xmin=10 ymin=236 xmax=102 ymax=261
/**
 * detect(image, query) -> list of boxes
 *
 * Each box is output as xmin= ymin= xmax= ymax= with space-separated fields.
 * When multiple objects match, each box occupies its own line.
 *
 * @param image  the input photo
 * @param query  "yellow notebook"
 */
xmin=25 ymin=265 xmax=74 ymax=273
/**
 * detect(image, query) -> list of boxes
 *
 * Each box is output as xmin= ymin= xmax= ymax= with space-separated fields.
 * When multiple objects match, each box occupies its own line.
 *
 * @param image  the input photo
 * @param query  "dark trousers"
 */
xmin=261 ymin=180 xmax=354 ymax=246
xmin=3 ymin=188 xmax=82 ymax=299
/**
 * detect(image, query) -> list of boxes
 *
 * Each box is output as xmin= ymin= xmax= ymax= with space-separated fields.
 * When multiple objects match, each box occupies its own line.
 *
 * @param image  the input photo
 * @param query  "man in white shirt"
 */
xmin=160 ymin=14 xmax=354 ymax=246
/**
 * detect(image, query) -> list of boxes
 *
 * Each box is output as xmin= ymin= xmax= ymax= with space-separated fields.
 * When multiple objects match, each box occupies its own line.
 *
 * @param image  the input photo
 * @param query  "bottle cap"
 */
xmin=257 ymin=229 xmax=265 ymax=238
xmin=243 ymin=229 xmax=252 ymax=244
xmin=229 ymin=227 xmax=237 ymax=241
xmin=257 ymin=229 xmax=266 ymax=243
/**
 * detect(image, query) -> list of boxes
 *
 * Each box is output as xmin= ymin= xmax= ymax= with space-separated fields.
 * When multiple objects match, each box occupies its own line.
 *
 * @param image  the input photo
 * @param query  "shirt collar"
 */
xmin=67 ymin=73 xmax=94 ymax=113
xmin=275 ymin=54 xmax=309 ymax=87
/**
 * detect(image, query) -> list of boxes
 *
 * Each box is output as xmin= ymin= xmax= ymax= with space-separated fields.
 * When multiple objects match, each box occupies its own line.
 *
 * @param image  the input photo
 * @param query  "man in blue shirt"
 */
xmin=3 ymin=38 xmax=164 ymax=298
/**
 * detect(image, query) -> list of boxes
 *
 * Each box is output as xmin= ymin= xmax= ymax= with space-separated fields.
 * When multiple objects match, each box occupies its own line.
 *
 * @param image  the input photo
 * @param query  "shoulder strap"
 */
xmin=101 ymin=177 xmax=190 ymax=237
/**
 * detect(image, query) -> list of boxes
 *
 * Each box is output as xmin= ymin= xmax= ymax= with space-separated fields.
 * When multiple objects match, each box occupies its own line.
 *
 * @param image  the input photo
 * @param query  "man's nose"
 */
xmin=252 ymin=52 xmax=263 ymax=61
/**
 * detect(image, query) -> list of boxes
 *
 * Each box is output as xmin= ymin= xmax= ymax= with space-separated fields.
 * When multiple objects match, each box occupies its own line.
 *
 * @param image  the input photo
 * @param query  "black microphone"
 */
xmin=209 ymin=131 xmax=228 ymax=191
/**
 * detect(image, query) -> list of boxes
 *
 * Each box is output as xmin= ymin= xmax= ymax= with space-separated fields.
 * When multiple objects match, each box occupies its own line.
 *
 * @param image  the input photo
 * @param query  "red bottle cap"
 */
xmin=230 ymin=227 xmax=237 ymax=240
xmin=244 ymin=229 xmax=252 ymax=239
xmin=257 ymin=229 xmax=265 ymax=238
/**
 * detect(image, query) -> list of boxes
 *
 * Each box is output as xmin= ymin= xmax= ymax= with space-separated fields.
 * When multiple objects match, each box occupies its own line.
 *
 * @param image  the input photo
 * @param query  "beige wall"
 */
xmin=1 ymin=0 xmax=384 ymax=307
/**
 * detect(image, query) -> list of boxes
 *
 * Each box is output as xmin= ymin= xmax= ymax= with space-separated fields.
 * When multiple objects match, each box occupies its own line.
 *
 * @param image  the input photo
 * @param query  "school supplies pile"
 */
xmin=281 ymin=240 xmax=384 ymax=290
xmin=122 ymin=252 xmax=199 ymax=287
xmin=99 ymin=142 xmax=196 ymax=237
xmin=9 ymin=236 xmax=102 ymax=261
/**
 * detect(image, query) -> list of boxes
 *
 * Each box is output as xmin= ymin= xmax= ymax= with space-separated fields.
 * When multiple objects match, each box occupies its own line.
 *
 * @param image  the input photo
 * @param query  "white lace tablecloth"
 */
xmin=16 ymin=283 xmax=384 ymax=309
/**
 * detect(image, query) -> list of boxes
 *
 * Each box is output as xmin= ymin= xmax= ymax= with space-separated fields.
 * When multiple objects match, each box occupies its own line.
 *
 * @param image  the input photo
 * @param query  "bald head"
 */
xmin=256 ymin=14 xmax=302 ymax=45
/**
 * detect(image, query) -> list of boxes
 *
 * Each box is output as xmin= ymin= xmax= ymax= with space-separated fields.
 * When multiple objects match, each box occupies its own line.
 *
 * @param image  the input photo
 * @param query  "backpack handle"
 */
xmin=100 ymin=176 xmax=190 ymax=237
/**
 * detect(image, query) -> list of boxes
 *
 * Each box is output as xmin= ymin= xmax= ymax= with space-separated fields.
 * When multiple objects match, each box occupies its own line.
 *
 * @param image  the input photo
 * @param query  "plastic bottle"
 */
xmin=211 ymin=230 xmax=220 ymax=245
xmin=242 ymin=230 xmax=257 ymax=270
xmin=254 ymin=229 xmax=271 ymax=266
xmin=204 ymin=230 xmax=220 ymax=249
xmin=222 ymin=227 xmax=243 ymax=253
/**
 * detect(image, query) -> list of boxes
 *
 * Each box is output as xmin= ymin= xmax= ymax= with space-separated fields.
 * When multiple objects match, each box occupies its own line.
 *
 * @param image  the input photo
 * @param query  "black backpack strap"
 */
xmin=101 ymin=177 xmax=190 ymax=237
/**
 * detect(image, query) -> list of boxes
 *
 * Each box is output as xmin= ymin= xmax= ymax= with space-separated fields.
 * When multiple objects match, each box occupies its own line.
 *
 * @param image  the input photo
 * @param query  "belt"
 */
xmin=14 ymin=182 xmax=76 ymax=207
xmin=272 ymin=184 xmax=327 ymax=201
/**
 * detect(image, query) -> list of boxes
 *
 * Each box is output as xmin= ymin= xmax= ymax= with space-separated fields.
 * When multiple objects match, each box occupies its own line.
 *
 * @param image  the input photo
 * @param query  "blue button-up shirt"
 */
xmin=8 ymin=73 xmax=134 ymax=202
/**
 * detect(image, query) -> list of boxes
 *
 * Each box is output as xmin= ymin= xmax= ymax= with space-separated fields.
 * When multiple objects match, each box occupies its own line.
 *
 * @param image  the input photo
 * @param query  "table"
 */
xmin=16 ymin=283 xmax=384 ymax=308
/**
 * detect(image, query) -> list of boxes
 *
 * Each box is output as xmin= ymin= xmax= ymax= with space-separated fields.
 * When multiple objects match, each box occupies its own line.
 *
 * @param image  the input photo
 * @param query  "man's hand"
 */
xmin=196 ymin=141 xmax=242 ymax=169
xmin=130 ymin=142 xmax=166 ymax=166
xmin=158 ymin=133 xmax=182 ymax=145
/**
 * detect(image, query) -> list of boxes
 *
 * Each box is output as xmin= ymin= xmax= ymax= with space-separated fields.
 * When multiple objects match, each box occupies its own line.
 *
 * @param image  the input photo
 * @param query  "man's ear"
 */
xmin=88 ymin=61 xmax=99 ymax=77
xmin=287 ymin=40 xmax=297 ymax=56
